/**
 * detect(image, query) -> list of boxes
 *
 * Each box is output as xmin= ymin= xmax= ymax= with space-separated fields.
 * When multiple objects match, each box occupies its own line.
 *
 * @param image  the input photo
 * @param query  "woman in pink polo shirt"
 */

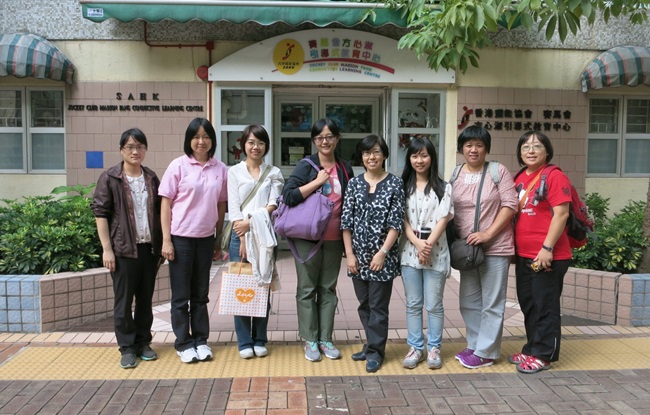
xmin=159 ymin=118 xmax=228 ymax=364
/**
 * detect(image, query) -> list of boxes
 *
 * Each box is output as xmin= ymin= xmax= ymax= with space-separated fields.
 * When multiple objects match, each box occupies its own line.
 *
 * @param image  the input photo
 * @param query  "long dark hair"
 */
xmin=401 ymin=137 xmax=445 ymax=200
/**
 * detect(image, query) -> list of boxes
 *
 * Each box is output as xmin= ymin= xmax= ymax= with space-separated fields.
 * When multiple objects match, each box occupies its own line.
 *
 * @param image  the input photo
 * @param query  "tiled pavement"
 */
xmin=0 ymin=250 xmax=649 ymax=414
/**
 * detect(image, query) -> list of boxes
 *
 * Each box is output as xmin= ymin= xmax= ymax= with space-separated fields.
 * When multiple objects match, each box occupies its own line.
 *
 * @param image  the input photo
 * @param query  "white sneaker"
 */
xmin=254 ymin=345 xmax=268 ymax=357
xmin=177 ymin=348 xmax=199 ymax=363
xmin=196 ymin=344 xmax=213 ymax=361
xmin=239 ymin=348 xmax=254 ymax=359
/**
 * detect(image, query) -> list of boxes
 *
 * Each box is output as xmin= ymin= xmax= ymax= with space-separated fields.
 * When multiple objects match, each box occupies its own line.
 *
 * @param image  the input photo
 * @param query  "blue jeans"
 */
xmin=401 ymin=266 xmax=446 ymax=351
xmin=229 ymin=231 xmax=270 ymax=351
xmin=458 ymin=255 xmax=510 ymax=359
xmin=168 ymin=235 xmax=213 ymax=351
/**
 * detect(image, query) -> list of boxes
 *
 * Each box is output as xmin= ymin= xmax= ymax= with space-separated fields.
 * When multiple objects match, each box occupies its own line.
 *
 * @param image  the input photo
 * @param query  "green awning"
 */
xmin=80 ymin=0 xmax=408 ymax=27
xmin=581 ymin=46 xmax=650 ymax=92
xmin=0 ymin=33 xmax=75 ymax=84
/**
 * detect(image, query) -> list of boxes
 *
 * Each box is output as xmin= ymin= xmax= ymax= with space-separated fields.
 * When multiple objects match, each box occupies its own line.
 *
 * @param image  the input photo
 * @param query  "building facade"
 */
xmin=1 ymin=0 xmax=649 ymax=213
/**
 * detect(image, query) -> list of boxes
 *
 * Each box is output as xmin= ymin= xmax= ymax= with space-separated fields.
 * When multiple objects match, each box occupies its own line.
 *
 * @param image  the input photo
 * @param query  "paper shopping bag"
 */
xmin=218 ymin=262 xmax=269 ymax=317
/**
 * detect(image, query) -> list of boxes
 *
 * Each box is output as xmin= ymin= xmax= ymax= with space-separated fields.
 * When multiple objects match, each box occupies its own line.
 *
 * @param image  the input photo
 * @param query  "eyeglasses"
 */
xmin=521 ymin=144 xmax=545 ymax=153
xmin=122 ymin=145 xmax=147 ymax=152
xmin=245 ymin=140 xmax=266 ymax=148
xmin=362 ymin=149 xmax=383 ymax=158
xmin=314 ymin=134 xmax=336 ymax=143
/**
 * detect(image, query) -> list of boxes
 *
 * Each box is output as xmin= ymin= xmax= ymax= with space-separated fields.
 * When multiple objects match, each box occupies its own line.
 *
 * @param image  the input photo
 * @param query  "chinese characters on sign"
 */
xmin=273 ymin=35 xmax=396 ymax=79
xmin=458 ymin=106 xmax=572 ymax=132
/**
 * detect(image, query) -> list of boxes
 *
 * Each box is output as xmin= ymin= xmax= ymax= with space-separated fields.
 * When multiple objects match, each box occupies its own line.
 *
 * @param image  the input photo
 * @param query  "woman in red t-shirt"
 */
xmin=511 ymin=131 xmax=572 ymax=374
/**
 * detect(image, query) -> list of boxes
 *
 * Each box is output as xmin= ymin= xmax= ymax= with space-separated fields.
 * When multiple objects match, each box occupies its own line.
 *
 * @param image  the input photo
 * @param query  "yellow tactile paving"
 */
xmin=2 ymin=338 xmax=650 ymax=381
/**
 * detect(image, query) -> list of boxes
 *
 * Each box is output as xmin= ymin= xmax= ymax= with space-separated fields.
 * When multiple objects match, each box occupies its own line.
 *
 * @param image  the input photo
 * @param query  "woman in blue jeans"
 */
xmin=399 ymin=138 xmax=453 ymax=370
xmin=227 ymin=125 xmax=284 ymax=359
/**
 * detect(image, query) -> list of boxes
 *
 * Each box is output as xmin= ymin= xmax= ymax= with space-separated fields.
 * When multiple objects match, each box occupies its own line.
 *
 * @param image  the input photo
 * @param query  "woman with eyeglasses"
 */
xmin=92 ymin=128 xmax=163 ymax=369
xmin=227 ymin=125 xmax=284 ymax=359
xmin=159 ymin=118 xmax=228 ymax=364
xmin=341 ymin=135 xmax=405 ymax=373
xmin=281 ymin=118 xmax=354 ymax=362
xmin=510 ymin=131 xmax=572 ymax=374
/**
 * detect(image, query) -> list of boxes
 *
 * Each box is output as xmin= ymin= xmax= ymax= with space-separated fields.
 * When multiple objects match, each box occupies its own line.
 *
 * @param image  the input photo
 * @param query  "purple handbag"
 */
xmin=273 ymin=158 xmax=333 ymax=263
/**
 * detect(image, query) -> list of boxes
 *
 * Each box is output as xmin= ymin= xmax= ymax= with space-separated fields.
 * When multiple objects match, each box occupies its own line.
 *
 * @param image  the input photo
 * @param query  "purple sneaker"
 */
xmin=454 ymin=348 xmax=474 ymax=361
xmin=459 ymin=353 xmax=494 ymax=369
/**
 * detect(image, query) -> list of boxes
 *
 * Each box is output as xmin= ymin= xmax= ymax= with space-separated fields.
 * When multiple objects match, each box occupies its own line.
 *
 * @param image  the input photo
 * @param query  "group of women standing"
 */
xmin=445 ymin=126 xmax=571 ymax=375
xmin=336 ymin=124 xmax=571 ymax=375
xmin=92 ymin=115 xmax=572 ymax=376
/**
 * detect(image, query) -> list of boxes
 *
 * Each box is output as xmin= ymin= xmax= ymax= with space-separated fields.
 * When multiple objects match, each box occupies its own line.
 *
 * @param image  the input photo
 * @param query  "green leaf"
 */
xmin=483 ymin=3 xmax=497 ymax=21
xmin=558 ymin=14 xmax=568 ymax=41
xmin=520 ymin=12 xmax=534 ymax=30
xmin=474 ymin=6 xmax=485 ymax=29
xmin=580 ymin=0 xmax=592 ymax=18
xmin=517 ymin=0 xmax=531 ymax=13
xmin=568 ymin=0 xmax=581 ymax=11
xmin=565 ymin=11 xmax=579 ymax=34
xmin=545 ymin=15 xmax=557 ymax=40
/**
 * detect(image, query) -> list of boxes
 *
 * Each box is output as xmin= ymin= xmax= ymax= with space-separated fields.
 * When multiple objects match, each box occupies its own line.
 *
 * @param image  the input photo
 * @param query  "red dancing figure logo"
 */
xmin=282 ymin=43 xmax=295 ymax=61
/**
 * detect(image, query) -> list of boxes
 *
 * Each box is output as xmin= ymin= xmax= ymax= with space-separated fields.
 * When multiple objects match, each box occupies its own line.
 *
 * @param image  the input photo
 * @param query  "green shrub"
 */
xmin=583 ymin=193 xmax=609 ymax=228
xmin=0 ymin=184 xmax=101 ymax=275
xmin=573 ymin=197 xmax=648 ymax=273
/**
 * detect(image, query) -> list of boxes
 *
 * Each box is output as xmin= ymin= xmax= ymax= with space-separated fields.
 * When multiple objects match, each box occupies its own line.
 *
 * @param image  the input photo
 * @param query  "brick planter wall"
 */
xmin=507 ymin=266 xmax=650 ymax=326
xmin=617 ymin=274 xmax=650 ymax=326
xmin=0 ymin=264 xmax=170 ymax=333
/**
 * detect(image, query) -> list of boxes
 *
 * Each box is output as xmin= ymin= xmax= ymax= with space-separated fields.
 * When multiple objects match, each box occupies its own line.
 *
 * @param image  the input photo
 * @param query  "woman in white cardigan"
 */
xmin=227 ymin=125 xmax=284 ymax=359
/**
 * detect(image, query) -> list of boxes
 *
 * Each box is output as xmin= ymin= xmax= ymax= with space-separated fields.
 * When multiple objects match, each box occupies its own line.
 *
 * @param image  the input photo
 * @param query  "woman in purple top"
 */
xmin=159 ymin=118 xmax=228 ymax=364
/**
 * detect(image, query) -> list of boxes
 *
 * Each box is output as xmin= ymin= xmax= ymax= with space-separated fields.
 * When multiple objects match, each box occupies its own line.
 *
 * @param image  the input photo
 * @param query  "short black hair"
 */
xmin=357 ymin=134 xmax=389 ymax=170
xmin=311 ymin=118 xmax=341 ymax=140
xmin=119 ymin=128 xmax=147 ymax=149
xmin=457 ymin=125 xmax=491 ymax=153
xmin=183 ymin=117 xmax=217 ymax=159
xmin=516 ymin=130 xmax=554 ymax=166
xmin=240 ymin=125 xmax=270 ymax=156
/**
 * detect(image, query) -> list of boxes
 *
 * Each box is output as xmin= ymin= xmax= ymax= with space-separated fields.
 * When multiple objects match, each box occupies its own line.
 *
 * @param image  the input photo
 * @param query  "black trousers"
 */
xmin=112 ymin=243 xmax=160 ymax=355
xmin=352 ymin=278 xmax=394 ymax=362
xmin=515 ymin=256 xmax=570 ymax=362
xmin=168 ymin=235 xmax=214 ymax=351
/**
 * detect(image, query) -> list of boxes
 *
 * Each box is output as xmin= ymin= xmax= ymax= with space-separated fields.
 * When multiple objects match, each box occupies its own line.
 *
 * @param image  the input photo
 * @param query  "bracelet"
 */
xmin=380 ymin=247 xmax=389 ymax=255
xmin=542 ymin=244 xmax=553 ymax=252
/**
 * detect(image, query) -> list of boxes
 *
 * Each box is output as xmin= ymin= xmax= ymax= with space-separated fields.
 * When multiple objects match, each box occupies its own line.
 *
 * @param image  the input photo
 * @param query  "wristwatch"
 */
xmin=380 ymin=247 xmax=389 ymax=255
xmin=542 ymin=244 xmax=553 ymax=252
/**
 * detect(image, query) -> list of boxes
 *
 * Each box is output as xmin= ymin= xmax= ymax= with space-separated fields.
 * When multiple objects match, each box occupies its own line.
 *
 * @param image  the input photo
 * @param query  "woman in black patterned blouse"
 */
xmin=341 ymin=134 xmax=405 ymax=373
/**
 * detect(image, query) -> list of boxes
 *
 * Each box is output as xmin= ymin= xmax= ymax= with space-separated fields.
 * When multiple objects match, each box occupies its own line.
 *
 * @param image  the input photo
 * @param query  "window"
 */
xmin=587 ymin=96 xmax=650 ymax=176
xmin=0 ymin=88 xmax=65 ymax=173
xmin=392 ymin=90 xmax=445 ymax=172
xmin=214 ymin=87 xmax=271 ymax=166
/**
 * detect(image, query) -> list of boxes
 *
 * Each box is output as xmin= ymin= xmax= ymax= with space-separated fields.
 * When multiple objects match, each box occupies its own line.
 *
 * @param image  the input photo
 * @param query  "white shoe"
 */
xmin=177 ymin=348 xmax=199 ymax=363
xmin=196 ymin=344 xmax=213 ymax=361
xmin=254 ymin=345 xmax=268 ymax=357
xmin=239 ymin=348 xmax=254 ymax=359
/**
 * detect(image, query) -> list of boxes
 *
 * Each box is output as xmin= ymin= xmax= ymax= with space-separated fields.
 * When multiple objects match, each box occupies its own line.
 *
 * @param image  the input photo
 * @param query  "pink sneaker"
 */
xmin=459 ymin=353 xmax=494 ymax=369
xmin=454 ymin=348 xmax=474 ymax=361
xmin=507 ymin=352 xmax=530 ymax=364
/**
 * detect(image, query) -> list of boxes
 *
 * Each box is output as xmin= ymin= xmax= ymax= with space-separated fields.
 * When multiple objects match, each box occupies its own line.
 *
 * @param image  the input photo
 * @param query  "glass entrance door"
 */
xmin=275 ymin=94 xmax=381 ymax=176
